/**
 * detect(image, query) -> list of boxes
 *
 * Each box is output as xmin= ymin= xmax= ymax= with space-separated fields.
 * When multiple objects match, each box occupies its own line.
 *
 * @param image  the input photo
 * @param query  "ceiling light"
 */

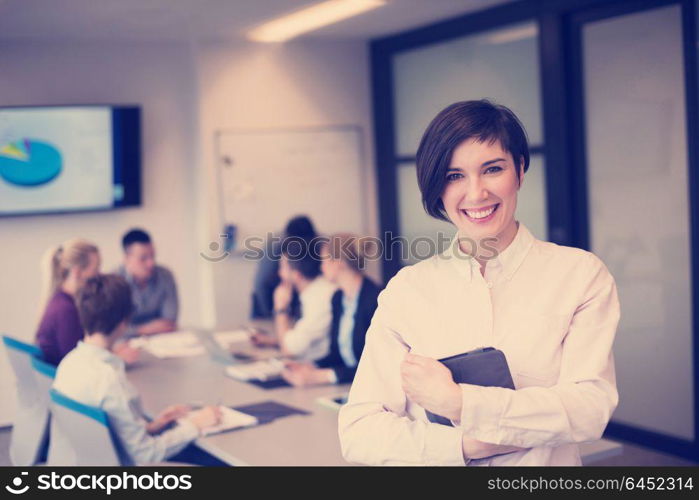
xmin=248 ymin=0 xmax=386 ymax=43
xmin=484 ymin=24 xmax=538 ymax=45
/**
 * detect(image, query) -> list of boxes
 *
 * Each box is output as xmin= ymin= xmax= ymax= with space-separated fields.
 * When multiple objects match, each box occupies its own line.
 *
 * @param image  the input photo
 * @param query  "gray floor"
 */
xmin=0 ymin=426 xmax=696 ymax=466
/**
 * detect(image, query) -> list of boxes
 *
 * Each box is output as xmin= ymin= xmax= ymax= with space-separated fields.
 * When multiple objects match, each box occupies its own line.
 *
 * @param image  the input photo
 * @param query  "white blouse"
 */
xmin=338 ymin=221 xmax=620 ymax=466
xmin=283 ymin=276 xmax=337 ymax=361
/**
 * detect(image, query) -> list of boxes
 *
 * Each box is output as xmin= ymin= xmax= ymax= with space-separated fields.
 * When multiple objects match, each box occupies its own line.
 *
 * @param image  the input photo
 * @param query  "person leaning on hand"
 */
xmin=251 ymin=236 xmax=336 ymax=362
xmin=338 ymin=100 xmax=620 ymax=466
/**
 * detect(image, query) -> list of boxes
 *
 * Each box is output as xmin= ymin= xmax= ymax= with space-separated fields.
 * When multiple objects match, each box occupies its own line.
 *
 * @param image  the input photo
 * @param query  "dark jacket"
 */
xmin=315 ymin=277 xmax=381 ymax=384
xmin=251 ymin=237 xmax=300 ymax=319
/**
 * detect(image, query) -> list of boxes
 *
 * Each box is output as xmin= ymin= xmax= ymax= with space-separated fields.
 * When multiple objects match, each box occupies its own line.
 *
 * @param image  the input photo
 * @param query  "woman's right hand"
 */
xmin=187 ymin=406 xmax=223 ymax=431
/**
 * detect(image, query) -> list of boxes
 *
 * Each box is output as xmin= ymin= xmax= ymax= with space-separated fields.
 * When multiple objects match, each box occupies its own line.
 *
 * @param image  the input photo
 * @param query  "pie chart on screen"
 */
xmin=0 ymin=138 xmax=62 ymax=187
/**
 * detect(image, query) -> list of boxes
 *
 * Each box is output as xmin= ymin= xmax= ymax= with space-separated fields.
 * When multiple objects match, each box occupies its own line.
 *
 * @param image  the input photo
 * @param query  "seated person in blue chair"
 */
xmin=53 ymin=274 xmax=224 ymax=466
xmin=281 ymin=233 xmax=381 ymax=386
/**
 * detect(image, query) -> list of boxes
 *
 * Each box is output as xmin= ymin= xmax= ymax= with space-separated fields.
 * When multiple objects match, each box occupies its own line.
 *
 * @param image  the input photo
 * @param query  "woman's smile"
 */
xmin=461 ymin=203 xmax=500 ymax=223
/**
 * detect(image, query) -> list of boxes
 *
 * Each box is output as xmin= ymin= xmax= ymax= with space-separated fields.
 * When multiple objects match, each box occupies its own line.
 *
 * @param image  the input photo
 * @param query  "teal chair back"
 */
xmin=47 ymin=388 xmax=123 ymax=466
xmin=30 ymin=356 xmax=57 ymax=463
xmin=2 ymin=335 xmax=50 ymax=466
xmin=31 ymin=356 xmax=57 ymax=396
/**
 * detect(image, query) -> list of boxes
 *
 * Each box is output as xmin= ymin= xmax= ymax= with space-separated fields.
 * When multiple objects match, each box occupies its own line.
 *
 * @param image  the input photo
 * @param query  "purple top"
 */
xmin=35 ymin=290 xmax=85 ymax=365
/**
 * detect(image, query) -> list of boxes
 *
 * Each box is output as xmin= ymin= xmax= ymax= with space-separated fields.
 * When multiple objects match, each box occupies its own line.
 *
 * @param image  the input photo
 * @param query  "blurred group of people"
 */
xmin=36 ymin=228 xmax=178 ymax=366
xmin=35 ymin=229 xmax=222 ymax=466
xmin=250 ymin=216 xmax=381 ymax=387
xmin=32 ymin=217 xmax=379 ymax=465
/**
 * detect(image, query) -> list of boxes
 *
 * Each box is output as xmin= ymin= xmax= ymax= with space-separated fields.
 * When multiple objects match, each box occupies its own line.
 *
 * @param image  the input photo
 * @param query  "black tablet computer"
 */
xmin=425 ymin=347 xmax=515 ymax=426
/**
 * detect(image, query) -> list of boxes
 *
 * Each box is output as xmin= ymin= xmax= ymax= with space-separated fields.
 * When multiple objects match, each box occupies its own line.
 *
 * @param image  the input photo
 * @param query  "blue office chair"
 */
xmin=2 ymin=335 xmax=51 ymax=466
xmin=30 ymin=356 xmax=56 ymax=396
xmin=47 ymin=388 xmax=126 ymax=466
xmin=30 ymin=356 xmax=57 ymax=463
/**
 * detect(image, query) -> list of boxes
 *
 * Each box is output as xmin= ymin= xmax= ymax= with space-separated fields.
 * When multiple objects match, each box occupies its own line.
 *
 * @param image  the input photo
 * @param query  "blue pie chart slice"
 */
xmin=0 ymin=140 xmax=62 ymax=187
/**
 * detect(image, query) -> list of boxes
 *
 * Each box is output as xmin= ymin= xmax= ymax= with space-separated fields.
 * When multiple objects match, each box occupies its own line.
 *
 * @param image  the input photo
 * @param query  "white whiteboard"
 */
xmin=215 ymin=126 xmax=367 ymax=241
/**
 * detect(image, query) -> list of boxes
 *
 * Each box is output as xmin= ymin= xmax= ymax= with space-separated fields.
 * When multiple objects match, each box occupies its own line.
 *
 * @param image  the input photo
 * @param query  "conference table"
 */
xmin=128 ymin=327 xmax=350 ymax=466
xmin=127 ymin=328 xmax=623 ymax=466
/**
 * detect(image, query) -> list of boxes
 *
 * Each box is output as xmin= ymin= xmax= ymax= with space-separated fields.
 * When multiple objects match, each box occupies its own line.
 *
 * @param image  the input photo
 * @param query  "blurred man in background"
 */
xmin=116 ymin=228 xmax=178 ymax=337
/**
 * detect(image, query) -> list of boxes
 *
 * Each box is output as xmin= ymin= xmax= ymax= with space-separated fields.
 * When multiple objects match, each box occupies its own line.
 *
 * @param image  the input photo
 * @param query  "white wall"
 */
xmin=196 ymin=40 xmax=379 ymax=327
xmin=0 ymin=40 xmax=205 ymax=424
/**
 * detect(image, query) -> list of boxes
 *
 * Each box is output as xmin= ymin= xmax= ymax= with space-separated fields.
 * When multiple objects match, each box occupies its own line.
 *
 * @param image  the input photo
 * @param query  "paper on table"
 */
xmin=224 ymin=359 xmax=285 ymax=381
xmin=146 ymin=344 xmax=206 ymax=359
xmin=129 ymin=331 xmax=206 ymax=359
xmin=180 ymin=406 xmax=258 ymax=437
xmin=129 ymin=330 xmax=198 ymax=347
xmin=212 ymin=329 xmax=251 ymax=349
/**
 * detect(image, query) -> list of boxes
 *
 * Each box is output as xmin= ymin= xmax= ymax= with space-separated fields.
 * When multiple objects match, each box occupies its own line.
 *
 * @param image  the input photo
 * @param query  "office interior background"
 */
xmin=1 ymin=0 xmax=698 ymax=465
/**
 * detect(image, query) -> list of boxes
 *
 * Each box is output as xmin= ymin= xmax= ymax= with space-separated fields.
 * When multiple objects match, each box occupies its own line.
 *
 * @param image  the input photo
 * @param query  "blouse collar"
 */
xmin=442 ymin=220 xmax=535 ymax=282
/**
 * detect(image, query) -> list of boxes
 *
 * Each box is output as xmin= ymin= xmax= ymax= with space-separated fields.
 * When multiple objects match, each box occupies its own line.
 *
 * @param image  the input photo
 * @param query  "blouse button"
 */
xmin=487 ymin=281 xmax=493 ymax=288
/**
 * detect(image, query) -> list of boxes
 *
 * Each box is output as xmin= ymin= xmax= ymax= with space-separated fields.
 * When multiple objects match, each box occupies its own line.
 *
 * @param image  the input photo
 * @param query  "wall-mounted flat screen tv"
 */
xmin=0 ymin=105 xmax=141 ymax=216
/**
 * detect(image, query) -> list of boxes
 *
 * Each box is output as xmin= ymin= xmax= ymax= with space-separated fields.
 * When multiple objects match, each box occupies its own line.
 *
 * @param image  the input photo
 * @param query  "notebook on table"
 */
xmin=425 ymin=346 xmax=515 ymax=426
xmin=224 ymin=359 xmax=285 ymax=382
xmin=247 ymin=378 xmax=291 ymax=390
xmin=232 ymin=401 xmax=309 ymax=424
xmin=224 ymin=359 xmax=291 ymax=389
xmin=179 ymin=405 xmax=258 ymax=436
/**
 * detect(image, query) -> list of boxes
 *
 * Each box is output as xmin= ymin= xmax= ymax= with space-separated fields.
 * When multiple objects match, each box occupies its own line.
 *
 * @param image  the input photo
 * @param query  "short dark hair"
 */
xmin=416 ymin=99 xmax=530 ymax=222
xmin=284 ymin=216 xmax=316 ymax=240
xmin=77 ymin=274 xmax=134 ymax=336
xmin=122 ymin=228 xmax=151 ymax=251
xmin=281 ymin=236 xmax=321 ymax=280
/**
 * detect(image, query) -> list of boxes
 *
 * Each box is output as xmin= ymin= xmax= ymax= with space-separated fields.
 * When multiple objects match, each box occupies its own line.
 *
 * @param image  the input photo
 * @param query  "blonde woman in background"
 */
xmin=35 ymin=239 xmax=101 ymax=365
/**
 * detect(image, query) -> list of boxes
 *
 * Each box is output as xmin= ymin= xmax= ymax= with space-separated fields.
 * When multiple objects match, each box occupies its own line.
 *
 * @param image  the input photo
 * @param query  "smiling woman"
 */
xmin=417 ymin=100 xmax=529 ymax=264
xmin=338 ymin=99 xmax=621 ymax=466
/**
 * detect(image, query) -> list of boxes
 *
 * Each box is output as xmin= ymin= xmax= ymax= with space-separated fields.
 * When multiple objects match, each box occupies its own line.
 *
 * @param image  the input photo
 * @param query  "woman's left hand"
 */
xmin=400 ymin=353 xmax=462 ymax=422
